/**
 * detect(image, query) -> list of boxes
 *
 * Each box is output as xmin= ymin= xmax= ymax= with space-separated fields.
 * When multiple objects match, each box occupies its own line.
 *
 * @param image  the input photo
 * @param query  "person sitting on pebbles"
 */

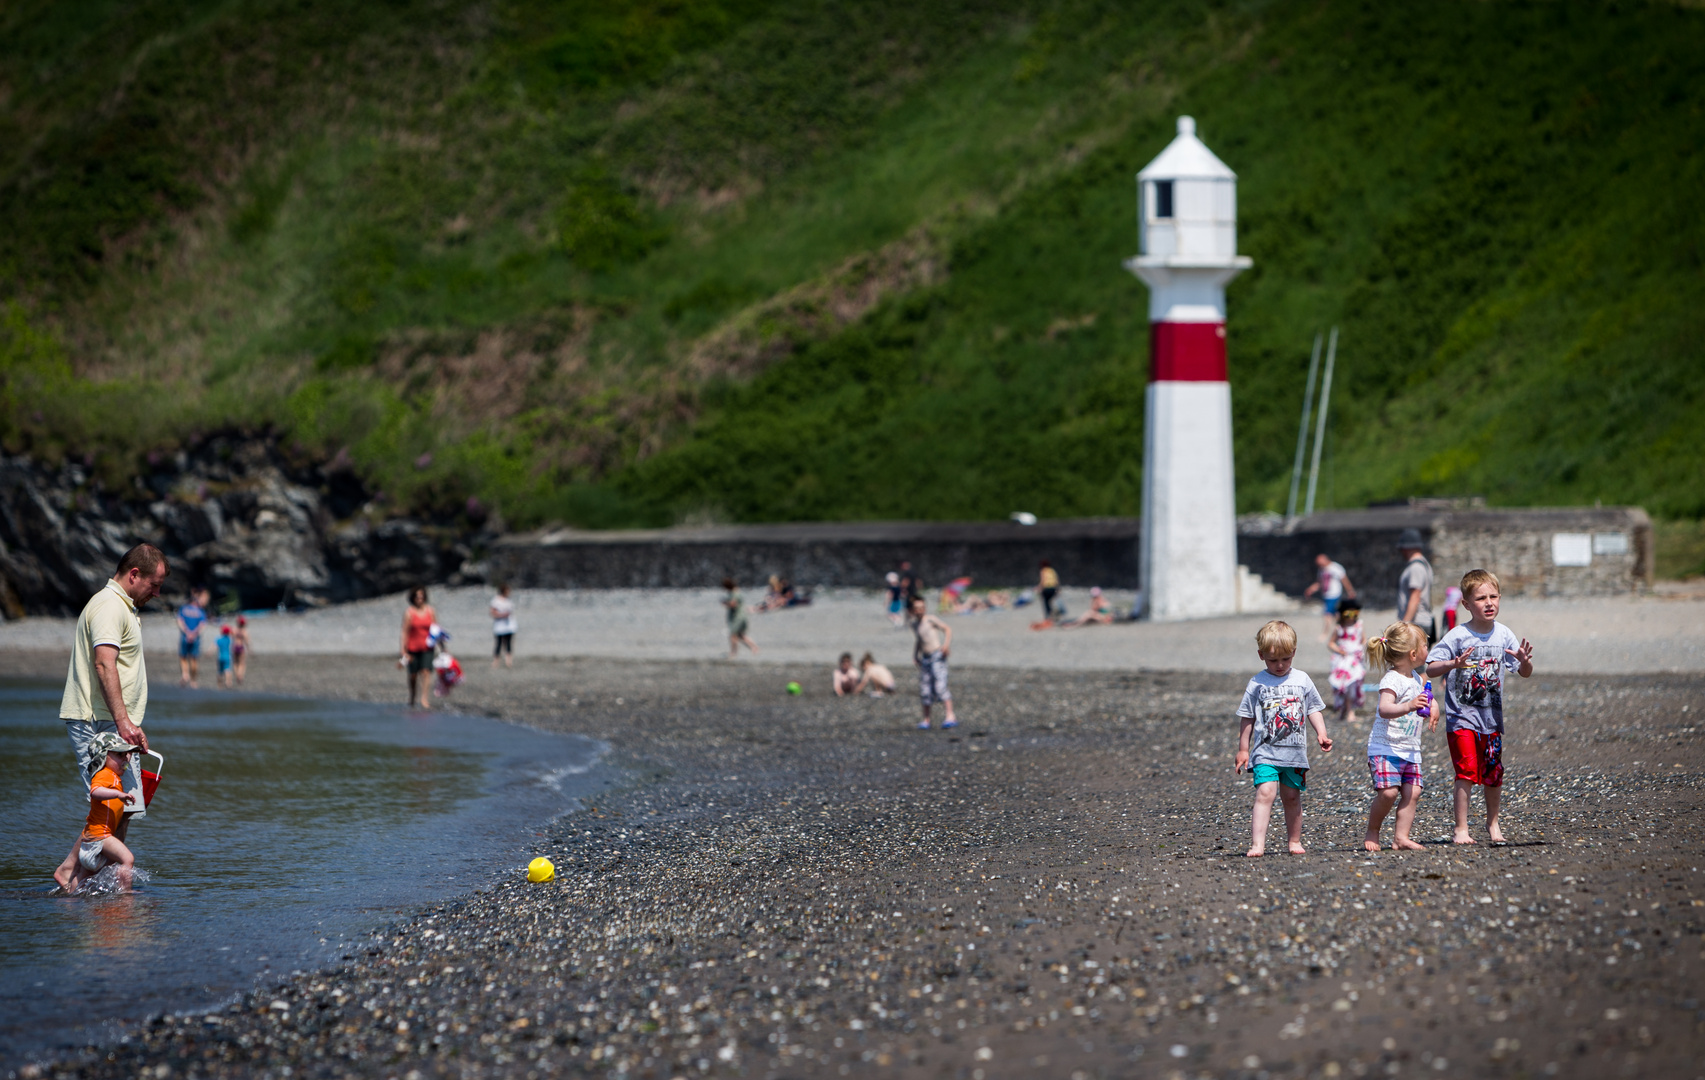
xmin=855 ymin=653 xmax=896 ymax=697
xmin=832 ymin=653 xmax=862 ymax=696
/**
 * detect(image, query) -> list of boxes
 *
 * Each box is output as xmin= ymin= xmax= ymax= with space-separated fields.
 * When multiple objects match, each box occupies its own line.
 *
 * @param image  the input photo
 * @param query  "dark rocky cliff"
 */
xmin=0 ymin=435 xmax=491 ymax=618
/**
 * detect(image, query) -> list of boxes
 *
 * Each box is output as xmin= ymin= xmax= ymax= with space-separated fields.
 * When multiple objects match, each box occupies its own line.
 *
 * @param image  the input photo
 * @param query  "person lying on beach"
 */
xmin=949 ymin=589 xmax=1011 ymax=614
xmin=855 ymin=653 xmax=896 ymax=696
xmin=833 ymin=653 xmax=862 ymax=696
xmin=755 ymin=576 xmax=810 ymax=611
xmin=1058 ymin=587 xmax=1115 ymax=627
xmin=55 ymin=732 xmax=143 ymax=893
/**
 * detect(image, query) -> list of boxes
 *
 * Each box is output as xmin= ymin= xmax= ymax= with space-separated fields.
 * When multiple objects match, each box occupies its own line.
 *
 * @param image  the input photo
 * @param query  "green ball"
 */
xmin=786 ymin=681 xmax=802 ymax=695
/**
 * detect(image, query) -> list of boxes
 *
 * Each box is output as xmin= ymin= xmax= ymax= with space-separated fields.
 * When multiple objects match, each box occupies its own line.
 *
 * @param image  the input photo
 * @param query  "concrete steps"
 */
xmin=1236 ymin=564 xmax=1299 ymax=614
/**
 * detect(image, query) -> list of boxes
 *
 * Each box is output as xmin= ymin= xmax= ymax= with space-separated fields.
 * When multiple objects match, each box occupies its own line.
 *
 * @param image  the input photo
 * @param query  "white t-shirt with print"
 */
xmin=1428 ymin=622 xmax=1523 ymax=734
xmin=1237 ymin=669 xmax=1325 ymax=770
xmin=1367 ymin=670 xmax=1426 ymax=763
xmin=1319 ymin=562 xmax=1347 ymax=600
xmin=491 ymin=595 xmax=517 ymax=636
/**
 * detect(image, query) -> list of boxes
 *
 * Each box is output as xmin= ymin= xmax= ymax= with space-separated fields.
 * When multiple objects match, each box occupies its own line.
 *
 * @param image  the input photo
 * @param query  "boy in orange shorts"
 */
xmin=1427 ymin=569 xmax=1535 ymax=845
xmin=54 ymin=732 xmax=142 ymax=892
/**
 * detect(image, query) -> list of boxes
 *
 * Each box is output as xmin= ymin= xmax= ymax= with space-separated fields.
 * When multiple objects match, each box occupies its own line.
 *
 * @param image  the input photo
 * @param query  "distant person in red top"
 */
xmin=399 ymin=586 xmax=437 ymax=709
xmin=55 ymin=732 xmax=143 ymax=893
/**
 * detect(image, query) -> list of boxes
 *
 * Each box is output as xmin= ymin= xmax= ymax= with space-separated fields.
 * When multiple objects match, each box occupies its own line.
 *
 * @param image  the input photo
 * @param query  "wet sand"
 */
xmin=5 ymin=648 xmax=1704 ymax=1080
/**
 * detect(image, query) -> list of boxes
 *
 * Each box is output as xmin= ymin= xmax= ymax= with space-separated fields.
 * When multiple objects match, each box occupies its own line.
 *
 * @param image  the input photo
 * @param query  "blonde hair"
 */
xmin=1364 ymin=621 xmax=1427 ymax=674
xmin=1460 ymin=567 xmax=1500 ymax=600
xmin=1255 ymin=620 xmax=1298 ymax=657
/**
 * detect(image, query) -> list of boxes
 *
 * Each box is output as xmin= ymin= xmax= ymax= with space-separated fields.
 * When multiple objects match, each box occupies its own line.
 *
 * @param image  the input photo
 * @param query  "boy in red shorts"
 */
xmin=1427 ymin=569 xmax=1535 ymax=844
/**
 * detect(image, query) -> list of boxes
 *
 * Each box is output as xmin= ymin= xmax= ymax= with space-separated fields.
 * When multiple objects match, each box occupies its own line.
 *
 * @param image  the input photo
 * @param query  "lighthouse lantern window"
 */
xmin=1153 ymin=180 xmax=1174 ymax=220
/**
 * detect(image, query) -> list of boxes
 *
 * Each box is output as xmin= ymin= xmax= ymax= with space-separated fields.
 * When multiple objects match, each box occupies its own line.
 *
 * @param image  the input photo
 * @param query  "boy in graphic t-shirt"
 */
xmin=54 ymin=732 xmax=143 ymax=892
xmin=1236 ymin=620 xmax=1333 ymax=857
xmin=1427 ymin=568 xmax=1535 ymax=845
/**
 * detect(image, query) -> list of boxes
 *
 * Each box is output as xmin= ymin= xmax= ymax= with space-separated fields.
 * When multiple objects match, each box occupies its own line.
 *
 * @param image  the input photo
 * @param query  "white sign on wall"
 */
xmin=1593 ymin=532 xmax=1630 ymax=555
xmin=1552 ymin=533 xmax=1593 ymax=567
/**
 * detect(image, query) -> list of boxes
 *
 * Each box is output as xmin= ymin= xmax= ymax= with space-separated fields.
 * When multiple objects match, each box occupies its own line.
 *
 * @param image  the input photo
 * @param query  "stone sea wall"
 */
xmin=490 ymin=507 xmax=1652 ymax=600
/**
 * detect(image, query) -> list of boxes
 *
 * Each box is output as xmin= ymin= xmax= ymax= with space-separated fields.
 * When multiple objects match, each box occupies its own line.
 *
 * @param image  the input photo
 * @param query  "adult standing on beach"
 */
xmin=400 ymin=586 xmax=436 ymax=709
xmin=54 ymin=544 xmax=169 ymax=882
xmin=723 ymin=578 xmax=758 ymax=658
xmin=175 ymin=586 xmax=209 ymax=689
xmin=1037 ymin=560 xmax=1061 ymax=620
xmin=898 ymin=562 xmax=924 ymax=606
xmin=1302 ymin=553 xmax=1354 ymax=641
xmin=490 ymin=583 xmax=517 ymax=669
xmin=1396 ymin=528 xmax=1436 ymax=645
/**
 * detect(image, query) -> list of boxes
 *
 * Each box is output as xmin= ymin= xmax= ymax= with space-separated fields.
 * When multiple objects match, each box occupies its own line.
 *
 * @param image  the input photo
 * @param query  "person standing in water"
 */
xmin=723 ymin=578 xmax=758 ymax=658
xmin=490 ymin=582 xmax=517 ymax=669
xmin=53 ymin=543 xmax=169 ymax=887
xmin=231 ymin=615 xmax=250 ymax=686
xmin=400 ymin=586 xmax=437 ymax=709
xmin=175 ymin=586 xmax=209 ymax=688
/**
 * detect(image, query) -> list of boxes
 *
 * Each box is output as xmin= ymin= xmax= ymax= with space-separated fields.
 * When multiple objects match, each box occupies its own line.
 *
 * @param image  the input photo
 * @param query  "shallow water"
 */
xmin=0 ymin=681 xmax=604 ymax=1062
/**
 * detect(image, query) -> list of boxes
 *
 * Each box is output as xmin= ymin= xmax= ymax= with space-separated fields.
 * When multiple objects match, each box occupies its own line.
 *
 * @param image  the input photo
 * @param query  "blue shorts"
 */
xmin=1323 ymin=597 xmax=1341 ymax=615
xmin=1251 ymin=764 xmax=1307 ymax=791
xmin=179 ymin=637 xmax=201 ymax=658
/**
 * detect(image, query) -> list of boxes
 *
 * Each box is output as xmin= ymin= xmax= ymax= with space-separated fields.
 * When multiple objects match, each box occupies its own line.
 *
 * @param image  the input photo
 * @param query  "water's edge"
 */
xmin=1 ymin=679 xmax=622 ymax=1067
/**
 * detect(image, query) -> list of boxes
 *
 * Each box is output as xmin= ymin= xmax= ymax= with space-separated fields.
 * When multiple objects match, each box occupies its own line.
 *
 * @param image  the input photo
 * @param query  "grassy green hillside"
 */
xmin=3 ymin=0 xmax=1702 ymax=531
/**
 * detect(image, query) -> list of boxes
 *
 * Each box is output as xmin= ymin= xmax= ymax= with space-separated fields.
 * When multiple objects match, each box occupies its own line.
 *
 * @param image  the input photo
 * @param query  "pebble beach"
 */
xmin=5 ymin=614 xmax=1705 ymax=1080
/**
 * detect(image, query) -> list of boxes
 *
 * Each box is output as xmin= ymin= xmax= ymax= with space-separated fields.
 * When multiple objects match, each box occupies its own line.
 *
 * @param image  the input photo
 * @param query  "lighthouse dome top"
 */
xmin=1136 ymin=116 xmax=1236 ymax=181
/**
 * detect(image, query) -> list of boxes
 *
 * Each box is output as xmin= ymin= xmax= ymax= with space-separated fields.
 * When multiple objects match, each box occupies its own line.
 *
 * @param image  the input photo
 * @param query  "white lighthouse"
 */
xmin=1126 ymin=116 xmax=1251 ymax=621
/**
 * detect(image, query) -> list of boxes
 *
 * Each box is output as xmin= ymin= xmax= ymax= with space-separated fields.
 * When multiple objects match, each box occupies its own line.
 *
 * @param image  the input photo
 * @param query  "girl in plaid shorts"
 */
xmin=1363 ymin=622 xmax=1436 ymax=851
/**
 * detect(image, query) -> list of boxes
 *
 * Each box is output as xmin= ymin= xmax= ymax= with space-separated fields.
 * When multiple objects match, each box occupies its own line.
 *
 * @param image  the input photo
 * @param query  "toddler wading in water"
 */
xmin=54 ymin=732 xmax=143 ymax=893
xmin=1327 ymin=599 xmax=1366 ymax=723
xmin=1236 ymin=620 xmax=1332 ymax=856
xmin=1363 ymin=622 xmax=1436 ymax=851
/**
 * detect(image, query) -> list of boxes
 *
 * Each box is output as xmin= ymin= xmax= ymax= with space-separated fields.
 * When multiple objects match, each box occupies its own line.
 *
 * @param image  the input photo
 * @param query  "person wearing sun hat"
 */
xmin=1395 ymin=527 xmax=1436 ymax=646
xmin=54 ymin=731 xmax=144 ymax=892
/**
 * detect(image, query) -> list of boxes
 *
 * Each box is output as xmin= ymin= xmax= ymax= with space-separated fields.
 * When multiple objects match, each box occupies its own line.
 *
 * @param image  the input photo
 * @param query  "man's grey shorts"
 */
xmin=65 ymin=719 xmax=145 ymax=821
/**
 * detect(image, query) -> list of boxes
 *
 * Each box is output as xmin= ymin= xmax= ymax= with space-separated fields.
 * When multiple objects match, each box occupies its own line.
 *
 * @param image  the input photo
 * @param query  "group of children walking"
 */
xmin=1237 ymin=568 xmax=1535 ymax=856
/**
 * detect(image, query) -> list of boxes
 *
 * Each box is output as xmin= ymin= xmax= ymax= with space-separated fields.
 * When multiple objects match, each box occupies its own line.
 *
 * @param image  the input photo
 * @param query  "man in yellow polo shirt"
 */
xmin=54 ymin=544 xmax=170 ymax=884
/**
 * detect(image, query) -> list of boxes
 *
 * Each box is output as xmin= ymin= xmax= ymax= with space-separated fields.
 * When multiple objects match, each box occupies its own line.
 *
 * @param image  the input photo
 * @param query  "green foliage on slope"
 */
xmin=1 ymin=0 xmax=1701 ymax=528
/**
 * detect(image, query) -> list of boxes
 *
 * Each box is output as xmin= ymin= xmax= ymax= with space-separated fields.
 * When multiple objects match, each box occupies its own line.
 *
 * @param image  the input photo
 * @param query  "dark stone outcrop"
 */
xmin=0 ymin=435 xmax=490 ymax=617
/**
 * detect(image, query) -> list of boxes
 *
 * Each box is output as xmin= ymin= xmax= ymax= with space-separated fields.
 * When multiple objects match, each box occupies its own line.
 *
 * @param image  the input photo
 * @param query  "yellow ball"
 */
xmin=526 ymin=857 xmax=555 ymax=883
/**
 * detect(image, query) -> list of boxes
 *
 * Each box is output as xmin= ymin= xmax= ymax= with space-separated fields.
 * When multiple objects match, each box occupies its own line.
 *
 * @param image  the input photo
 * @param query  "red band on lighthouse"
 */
xmin=1149 ymin=321 xmax=1227 ymax=382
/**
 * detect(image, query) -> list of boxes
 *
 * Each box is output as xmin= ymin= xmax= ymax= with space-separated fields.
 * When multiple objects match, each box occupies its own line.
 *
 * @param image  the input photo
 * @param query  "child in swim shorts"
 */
xmin=1236 ymin=620 xmax=1332 ymax=857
